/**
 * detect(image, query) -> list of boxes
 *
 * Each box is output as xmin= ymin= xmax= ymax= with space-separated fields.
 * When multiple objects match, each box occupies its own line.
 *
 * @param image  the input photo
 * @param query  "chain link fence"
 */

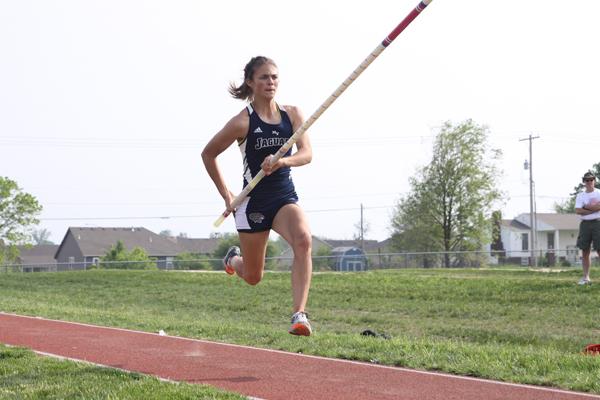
xmin=1 ymin=248 xmax=590 ymax=274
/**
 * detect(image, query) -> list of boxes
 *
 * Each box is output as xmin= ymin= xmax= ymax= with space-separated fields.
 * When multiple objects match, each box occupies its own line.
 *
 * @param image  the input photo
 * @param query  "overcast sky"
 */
xmin=1 ymin=0 xmax=599 ymax=244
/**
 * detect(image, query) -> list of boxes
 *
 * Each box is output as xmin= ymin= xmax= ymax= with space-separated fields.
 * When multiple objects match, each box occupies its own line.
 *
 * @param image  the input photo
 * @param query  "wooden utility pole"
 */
xmin=520 ymin=134 xmax=540 ymax=266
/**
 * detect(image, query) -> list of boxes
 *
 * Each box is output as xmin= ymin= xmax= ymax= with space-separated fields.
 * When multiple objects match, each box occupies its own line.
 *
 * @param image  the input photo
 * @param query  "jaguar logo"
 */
xmin=249 ymin=213 xmax=265 ymax=223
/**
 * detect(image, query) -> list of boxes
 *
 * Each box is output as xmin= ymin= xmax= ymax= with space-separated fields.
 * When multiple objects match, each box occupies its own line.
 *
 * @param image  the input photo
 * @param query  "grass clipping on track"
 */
xmin=1 ymin=267 xmax=600 ymax=394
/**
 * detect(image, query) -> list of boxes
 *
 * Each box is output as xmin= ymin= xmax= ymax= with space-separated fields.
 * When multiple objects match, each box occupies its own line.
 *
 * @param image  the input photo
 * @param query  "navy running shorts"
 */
xmin=234 ymin=193 xmax=298 ymax=233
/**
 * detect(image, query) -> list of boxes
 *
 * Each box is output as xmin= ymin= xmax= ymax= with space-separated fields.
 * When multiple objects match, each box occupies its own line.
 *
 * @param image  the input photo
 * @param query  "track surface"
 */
xmin=1 ymin=312 xmax=598 ymax=400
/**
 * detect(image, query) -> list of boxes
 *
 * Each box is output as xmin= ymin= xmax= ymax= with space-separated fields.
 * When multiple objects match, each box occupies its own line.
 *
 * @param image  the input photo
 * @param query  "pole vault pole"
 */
xmin=214 ymin=0 xmax=433 ymax=227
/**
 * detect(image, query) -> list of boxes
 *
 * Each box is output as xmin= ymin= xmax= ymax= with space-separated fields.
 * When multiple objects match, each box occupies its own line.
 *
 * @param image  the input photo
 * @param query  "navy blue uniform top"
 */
xmin=239 ymin=103 xmax=296 ymax=201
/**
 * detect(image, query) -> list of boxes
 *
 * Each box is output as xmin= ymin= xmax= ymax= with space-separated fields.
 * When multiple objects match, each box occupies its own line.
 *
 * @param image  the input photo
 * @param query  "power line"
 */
xmin=42 ymin=192 xmax=405 ymax=207
xmin=38 ymin=204 xmax=396 ymax=221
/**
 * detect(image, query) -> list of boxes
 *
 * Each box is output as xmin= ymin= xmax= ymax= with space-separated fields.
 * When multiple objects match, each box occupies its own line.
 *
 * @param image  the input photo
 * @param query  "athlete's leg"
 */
xmin=272 ymin=204 xmax=312 ymax=313
xmin=229 ymin=230 xmax=270 ymax=285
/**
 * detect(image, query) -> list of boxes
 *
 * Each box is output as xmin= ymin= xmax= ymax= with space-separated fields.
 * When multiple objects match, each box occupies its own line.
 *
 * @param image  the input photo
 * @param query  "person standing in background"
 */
xmin=575 ymin=171 xmax=600 ymax=285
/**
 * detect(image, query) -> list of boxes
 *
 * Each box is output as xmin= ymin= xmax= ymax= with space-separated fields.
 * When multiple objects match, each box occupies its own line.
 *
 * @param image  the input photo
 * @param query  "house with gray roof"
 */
xmin=17 ymin=244 xmax=59 ymax=272
xmin=167 ymin=236 xmax=220 ymax=255
xmin=54 ymin=227 xmax=182 ymax=270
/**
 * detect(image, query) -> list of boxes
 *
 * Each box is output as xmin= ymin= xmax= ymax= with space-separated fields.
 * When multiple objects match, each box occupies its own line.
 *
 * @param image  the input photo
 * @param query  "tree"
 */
xmin=313 ymin=245 xmax=333 ymax=271
xmin=0 ymin=177 xmax=43 ymax=264
xmin=159 ymin=229 xmax=173 ymax=236
xmin=554 ymin=162 xmax=600 ymax=213
xmin=32 ymin=228 xmax=54 ymax=245
xmin=211 ymin=233 xmax=280 ymax=270
xmin=100 ymin=240 xmax=156 ymax=269
xmin=390 ymin=120 xmax=503 ymax=268
xmin=490 ymin=210 xmax=505 ymax=259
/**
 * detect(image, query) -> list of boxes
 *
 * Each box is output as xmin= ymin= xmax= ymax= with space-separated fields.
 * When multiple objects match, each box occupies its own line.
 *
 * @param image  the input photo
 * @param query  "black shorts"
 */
xmin=234 ymin=192 xmax=298 ymax=233
xmin=576 ymin=220 xmax=600 ymax=251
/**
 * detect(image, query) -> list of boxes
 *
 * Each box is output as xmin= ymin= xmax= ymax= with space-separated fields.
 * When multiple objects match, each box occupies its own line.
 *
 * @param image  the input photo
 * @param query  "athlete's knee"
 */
xmin=243 ymin=270 xmax=264 ymax=286
xmin=292 ymin=230 xmax=312 ymax=255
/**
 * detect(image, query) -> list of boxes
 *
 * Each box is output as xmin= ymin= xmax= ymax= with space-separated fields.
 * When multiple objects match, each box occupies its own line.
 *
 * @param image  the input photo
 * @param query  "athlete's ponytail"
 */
xmin=229 ymin=56 xmax=277 ymax=101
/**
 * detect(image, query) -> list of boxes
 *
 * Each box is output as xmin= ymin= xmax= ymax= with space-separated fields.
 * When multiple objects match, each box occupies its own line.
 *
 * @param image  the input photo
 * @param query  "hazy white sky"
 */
xmin=1 ymin=0 xmax=599 ymax=244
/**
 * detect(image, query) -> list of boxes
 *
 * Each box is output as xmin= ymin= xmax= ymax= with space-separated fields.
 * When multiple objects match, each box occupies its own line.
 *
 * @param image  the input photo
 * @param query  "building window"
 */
xmin=521 ymin=233 xmax=529 ymax=251
xmin=547 ymin=232 xmax=555 ymax=250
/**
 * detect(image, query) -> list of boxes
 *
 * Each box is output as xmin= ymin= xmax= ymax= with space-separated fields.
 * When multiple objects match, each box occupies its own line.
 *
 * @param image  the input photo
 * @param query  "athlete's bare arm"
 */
xmin=202 ymin=110 xmax=249 ymax=212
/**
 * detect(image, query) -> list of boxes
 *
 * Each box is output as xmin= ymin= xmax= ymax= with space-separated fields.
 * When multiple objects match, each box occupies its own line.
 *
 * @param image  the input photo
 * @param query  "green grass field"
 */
xmin=2 ymin=267 xmax=600 ymax=397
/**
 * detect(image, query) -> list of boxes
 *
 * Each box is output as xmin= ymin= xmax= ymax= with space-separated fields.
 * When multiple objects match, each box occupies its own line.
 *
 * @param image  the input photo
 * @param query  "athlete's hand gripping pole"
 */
xmin=213 ymin=0 xmax=433 ymax=227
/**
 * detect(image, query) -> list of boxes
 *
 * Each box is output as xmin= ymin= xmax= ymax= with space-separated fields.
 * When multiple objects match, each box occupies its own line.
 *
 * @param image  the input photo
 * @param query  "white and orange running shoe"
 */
xmin=223 ymin=246 xmax=240 ymax=276
xmin=289 ymin=311 xmax=312 ymax=336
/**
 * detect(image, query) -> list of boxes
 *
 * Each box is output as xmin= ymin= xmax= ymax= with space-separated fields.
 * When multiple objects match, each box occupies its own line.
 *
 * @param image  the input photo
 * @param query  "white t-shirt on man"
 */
xmin=575 ymin=188 xmax=600 ymax=220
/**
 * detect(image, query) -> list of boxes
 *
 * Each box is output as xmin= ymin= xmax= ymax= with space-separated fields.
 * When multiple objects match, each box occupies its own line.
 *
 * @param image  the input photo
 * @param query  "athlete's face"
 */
xmin=248 ymin=63 xmax=279 ymax=100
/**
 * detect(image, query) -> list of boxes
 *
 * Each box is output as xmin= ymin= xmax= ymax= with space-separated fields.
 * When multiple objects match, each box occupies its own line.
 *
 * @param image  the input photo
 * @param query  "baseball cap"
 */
xmin=582 ymin=171 xmax=596 ymax=180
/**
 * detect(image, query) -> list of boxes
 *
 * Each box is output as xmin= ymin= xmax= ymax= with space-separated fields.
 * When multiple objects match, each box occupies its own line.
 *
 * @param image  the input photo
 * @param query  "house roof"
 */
xmin=513 ymin=213 xmax=579 ymax=231
xmin=167 ymin=237 xmax=220 ymax=254
xmin=332 ymin=246 xmax=357 ymax=252
xmin=501 ymin=219 xmax=530 ymax=230
xmin=312 ymin=236 xmax=331 ymax=249
xmin=56 ymin=227 xmax=181 ymax=257
xmin=320 ymin=238 xmax=385 ymax=251
xmin=279 ymin=236 xmax=390 ymax=257
xmin=331 ymin=246 xmax=365 ymax=254
xmin=17 ymin=245 xmax=58 ymax=265
xmin=536 ymin=213 xmax=580 ymax=230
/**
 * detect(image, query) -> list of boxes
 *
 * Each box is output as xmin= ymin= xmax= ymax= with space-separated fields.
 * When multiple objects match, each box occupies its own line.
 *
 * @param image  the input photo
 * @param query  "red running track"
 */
xmin=1 ymin=312 xmax=598 ymax=400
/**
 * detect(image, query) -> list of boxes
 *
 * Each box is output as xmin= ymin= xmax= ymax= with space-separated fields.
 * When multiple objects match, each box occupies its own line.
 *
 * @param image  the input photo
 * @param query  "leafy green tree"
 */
xmin=0 ymin=177 xmax=43 ymax=264
xmin=313 ymin=245 xmax=333 ymax=271
xmin=211 ymin=234 xmax=240 ymax=270
xmin=100 ymin=240 xmax=156 ymax=269
xmin=211 ymin=233 xmax=280 ymax=270
xmin=391 ymin=193 xmax=442 ymax=268
xmin=32 ymin=228 xmax=54 ymax=245
xmin=490 ymin=210 xmax=505 ymax=261
xmin=554 ymin=162 xmax=600 ymax=213
xmin=103 ymin=240 xmax=126 ymax=262
xmin=390 ymin=120 xmax=503 ymax=268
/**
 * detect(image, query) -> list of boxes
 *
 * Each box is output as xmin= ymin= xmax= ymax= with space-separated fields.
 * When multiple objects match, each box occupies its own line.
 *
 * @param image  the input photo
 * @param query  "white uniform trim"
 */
xmin=234 ymin=197 xmax=251 ymax=230
xmin=239 ymin=139 xmax=252 ymax=185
